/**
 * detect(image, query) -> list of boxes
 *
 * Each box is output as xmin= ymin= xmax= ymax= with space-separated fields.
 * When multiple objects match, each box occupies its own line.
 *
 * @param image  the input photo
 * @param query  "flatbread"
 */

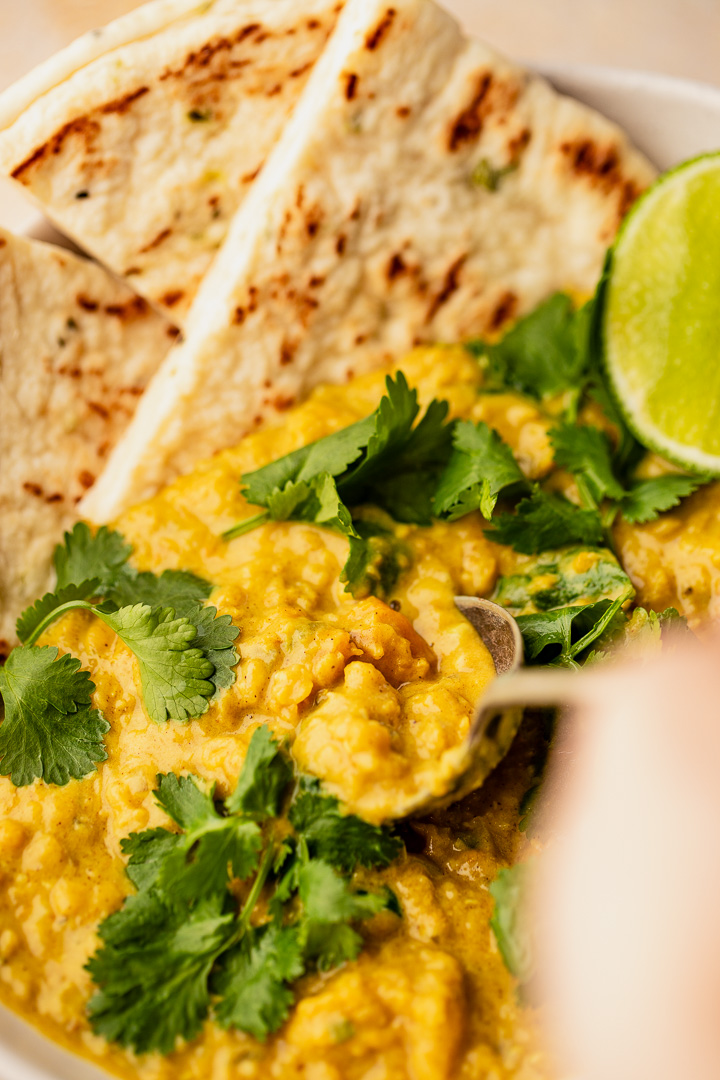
xmin=82 ymin=0 xmax=657 ymax=524
xmin=0 ymin=0 xmax=342 ymax=326
xmin=0 ymin=229 xmax=173 ymax=654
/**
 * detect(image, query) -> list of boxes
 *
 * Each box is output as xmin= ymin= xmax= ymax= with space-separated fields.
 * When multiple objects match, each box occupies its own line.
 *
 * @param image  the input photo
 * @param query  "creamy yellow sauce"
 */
xmin=1 ymin=345 xmax=717 ymax=1080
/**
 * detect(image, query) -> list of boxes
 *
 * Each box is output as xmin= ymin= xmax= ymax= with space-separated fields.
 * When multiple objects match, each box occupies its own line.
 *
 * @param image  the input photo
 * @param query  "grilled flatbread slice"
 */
xmin=0 ymin=0 xmax=342 ymax=327
xmin=82 ymin=0 xmax=656 ymax=524
xmin=0 ymin=229 xmax=173 ymax=654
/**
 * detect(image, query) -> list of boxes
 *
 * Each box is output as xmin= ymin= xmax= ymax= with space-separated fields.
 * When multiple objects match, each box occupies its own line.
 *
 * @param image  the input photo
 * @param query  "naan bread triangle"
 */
xmin=82 ymin=0 xmax=656 ymax=524
xmin=0 ymin=0 xmax=343 ymax=327
xmin=0 ymin=229 xmax=173 ymax=653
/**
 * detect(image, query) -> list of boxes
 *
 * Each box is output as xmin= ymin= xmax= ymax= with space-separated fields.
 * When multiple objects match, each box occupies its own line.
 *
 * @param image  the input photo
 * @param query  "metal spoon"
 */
xmin=454 ymin=595 xmax=590 ymax=740
xmin=388 ymin=598 xmax=585 ymax=819
xmin=453 ymin=596 xmax=524 ymax=676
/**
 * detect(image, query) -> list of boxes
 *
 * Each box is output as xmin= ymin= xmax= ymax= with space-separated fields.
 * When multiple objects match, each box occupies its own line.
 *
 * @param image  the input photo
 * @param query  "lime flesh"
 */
xmin=604 ymin=153 xmax=720 ymax=474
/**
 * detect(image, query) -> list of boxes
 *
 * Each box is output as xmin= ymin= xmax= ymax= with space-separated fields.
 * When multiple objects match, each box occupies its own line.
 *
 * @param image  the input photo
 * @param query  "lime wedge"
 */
xmin=604 ymin=152 xmax=720 ymax=474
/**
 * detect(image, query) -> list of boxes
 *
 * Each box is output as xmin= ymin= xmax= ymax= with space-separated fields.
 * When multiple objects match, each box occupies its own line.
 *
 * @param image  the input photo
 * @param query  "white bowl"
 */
xmin=1 ymin=62 xmax=720 ymax=1080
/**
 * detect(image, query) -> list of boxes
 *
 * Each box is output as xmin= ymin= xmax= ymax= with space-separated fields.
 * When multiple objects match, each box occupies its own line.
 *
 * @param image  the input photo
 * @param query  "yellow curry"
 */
xmin=1 ymin=346 xmax=718 ymax=1080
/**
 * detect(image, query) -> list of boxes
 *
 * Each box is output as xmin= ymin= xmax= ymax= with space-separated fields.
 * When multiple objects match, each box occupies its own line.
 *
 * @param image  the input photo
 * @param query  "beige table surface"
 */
xmin=0 ymin=0 xmax=718 ymax=230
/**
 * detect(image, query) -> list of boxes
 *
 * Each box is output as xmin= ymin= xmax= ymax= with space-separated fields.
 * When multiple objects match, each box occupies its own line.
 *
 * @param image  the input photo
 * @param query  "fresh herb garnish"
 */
xmin=222 ymin=373 xmax=456 ymax=593
xmin=490 ymin=862 xmax=535 ymax=983
xmin=2 ymin=526 xmax=238 ymax=786
xmin=54 ymin=522 xmax=132 ymax=592
xmin=15 ymin=596 xmax=237 ymax=725
xmin=221 ymin=319 xmax=709 ymax=571
xmin=288 ymin=775 xmax=403 ymax=874
xmin=551 ymin=422 xmax=626 ymax=505
xmin=0 ymin=647 xmax=109 ymax=786
xmin=468 ymin=293 xmax=592 ymax=402
xmin=433 ymin=419 xmax=525 ymax=521
xmin=487 ymin=487 xmax=605 ymax=553
xmin=516 ymin=587 xmax=634 ymax=668
xmin=224 ymin=372 xmax=454 ymax=540
xmin=54 ymin=522 xmax=213 ymax=612
xmin=550 ymin=422 xmax=706 ymax=525
xmin=584 ymin=604 xmax=689 ymax=663
xmin=616 ymin=474 xmax=707 ymax=524
xmin=223 ymin=375 xmax=530 ymax=581
xmin=86 ymin=729 xmax=402 ymax=1053
xmin=492 ymin=547 xmax=631 ymax=615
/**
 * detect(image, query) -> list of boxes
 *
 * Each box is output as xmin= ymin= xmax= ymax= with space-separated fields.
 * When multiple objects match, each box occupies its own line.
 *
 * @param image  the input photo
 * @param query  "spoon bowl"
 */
xmin=370 ymin=598 xmax=527 ymax=821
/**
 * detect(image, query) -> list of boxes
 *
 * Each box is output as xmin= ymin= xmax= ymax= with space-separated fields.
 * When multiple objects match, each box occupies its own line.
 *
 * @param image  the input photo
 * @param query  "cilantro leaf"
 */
xmin=154 ymin=771 xmax=218 ymax=830
xmin=618 ymin=475 xmax=707 ymax=524
xmin=303 ymin=921 xmax=365 ymax=972
xmin=213 ymin=925 xmax=304 ymax=1040
xmin=87 ymin=893 xmax=235 ymax=1055
xmin=367 ymin=470 xmax=440 ymax=525
xmin=358 ymin=397 xmax=454 ymax=525
xmin=54 ymin=522 xmax=131 ymax=590
xmin=433 ymin=419 xmax=525 ymax=521
xmin=492 ymin=547 xmax=631 ymax=615
xmin=298 ymin=860 xmax=391 ymax=971
xmin=17 ymin=594 xmax=237 ymax=734
xmin=161 ymin=820 xmax=263 ymax=903
xmin=243 ymin=416 xmax=376 ymax=508
xmin=153 ymin=773 xmax=262 ymax=900
xmin=550 ymin=422 xmax=625 ymax=504
xmin=298 ymin=860 xmax=391 ymax=924
xmin=335 ymin=372 xmax=422 ymax=501
xmin=469 ymin=293 xmax=589 ymax=400
xmin=584 ymin=604 xmax=687 ymax=663
xmin=516 ymin=588 xmax=633 ymax=667
xmin=490 ymin=863 xmax=534 ymax=982
xmin=287 ymin=474 xmax=358 ymax=536
xmin=0 ymin=646 xmax=109 ymax=786
xmin=100 ymin=605 xmax=215 ymax=724
xmin=289 ymin=779 xmax=402 ymax=873
xmin=183 ymin=605 xmax=239 ymax=694
xmin=226 ymin=726 xmax=294 ymax=820
xmin=121 ymin=828 xmax=182 ymax=892
xmin=226 ymin=373 xmax=455 ymax=541
xmin=16 ymin=580 xmax=102 ymax=644
xmin=107 ymin=569 xmax=212 ymax=614
xmin=487 ymin=487 xmax=604 ymax=554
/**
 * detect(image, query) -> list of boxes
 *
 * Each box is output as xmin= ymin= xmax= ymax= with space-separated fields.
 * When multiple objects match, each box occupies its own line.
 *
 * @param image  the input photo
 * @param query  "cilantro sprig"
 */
xmin=54 ymin=522 xmax=214 ymax=613
xmin=467 ymin=289 xmax=710 ymax=546
xmin=87 ymin=729 xmax=402 ymax=1053
xmin=468 ymin=292 xmax=592 ymax=403
xmin=1 ymin=525 xmax=239 ymax=787
xmin=550 ymin=420 xmax=707 ymax=530
xmin=516 ymin=587 xmax=634 ymax=668
xmin=222 ymin=374 xmax=530 ymax=592
xmin=222 ymin=374 xmax=456 ymax=595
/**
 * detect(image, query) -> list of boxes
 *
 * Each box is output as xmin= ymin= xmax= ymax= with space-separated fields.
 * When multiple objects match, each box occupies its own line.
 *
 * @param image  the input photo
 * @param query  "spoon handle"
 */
xmin=472 ymin=669 xmax=592 ymax=741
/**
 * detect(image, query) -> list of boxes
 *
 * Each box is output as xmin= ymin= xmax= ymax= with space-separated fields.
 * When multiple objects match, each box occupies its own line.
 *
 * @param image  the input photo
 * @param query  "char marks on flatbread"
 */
xmin=82 ymin=0 xmax=656 ymax=525
xmin=0 ymin=0 xmax=342 ymax=326
xmin=0 ymin=230 xmax=172 ymax=653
